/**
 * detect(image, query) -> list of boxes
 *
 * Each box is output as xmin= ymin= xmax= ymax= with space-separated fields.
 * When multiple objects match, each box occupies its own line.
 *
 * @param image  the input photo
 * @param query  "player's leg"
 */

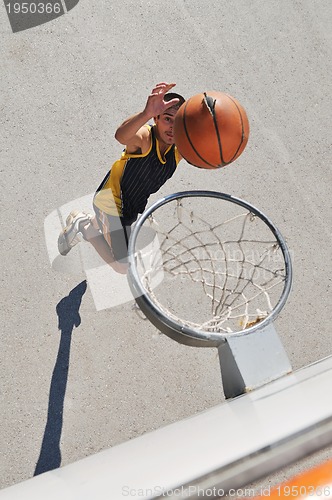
xmin=57 ymin=206 xmax=130 ymax=274
xmin=81 ymin=206 xmax=131 ymax=274
xmin=80 ymin=218 xmax=127 ymax=274
xmin=57 ymin=210 xmax=125 ymax=272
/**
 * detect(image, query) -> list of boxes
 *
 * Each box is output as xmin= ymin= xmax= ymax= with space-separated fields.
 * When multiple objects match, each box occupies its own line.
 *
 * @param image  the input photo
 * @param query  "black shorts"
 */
xmin=93 ymin=204 xmax=137 ymax=263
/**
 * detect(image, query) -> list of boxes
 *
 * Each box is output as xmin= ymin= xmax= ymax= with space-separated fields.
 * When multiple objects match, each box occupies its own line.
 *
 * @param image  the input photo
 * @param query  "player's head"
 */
xmin=163 ymin=92 xmax=185 ymax=112
xmin=154 ymin=92 xmax=185 ymax=145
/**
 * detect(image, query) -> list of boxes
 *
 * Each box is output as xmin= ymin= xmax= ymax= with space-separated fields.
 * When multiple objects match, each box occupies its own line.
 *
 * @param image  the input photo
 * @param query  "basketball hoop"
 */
xmin=127 ymin=191 xmax=292 ymax=349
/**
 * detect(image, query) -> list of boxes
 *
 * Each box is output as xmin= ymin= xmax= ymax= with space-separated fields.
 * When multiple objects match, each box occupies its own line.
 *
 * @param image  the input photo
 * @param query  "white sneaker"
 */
xmin=58 ymin=210 xmax=92 ymax=256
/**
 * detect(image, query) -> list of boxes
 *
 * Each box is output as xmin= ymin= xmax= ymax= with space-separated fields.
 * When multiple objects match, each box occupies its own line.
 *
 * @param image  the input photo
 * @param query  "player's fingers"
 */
xmin=150 ymin=83 xmax=167 ymax=94
xmin=164 ymin=97 xmax=180 ymax=109
xmin=155 ymin=82 xmax=175 ymax=88
xmin=161 ymin=83 xmax=176 ymax=92
xmin=152 ymin=83 xmax=176 ymax=94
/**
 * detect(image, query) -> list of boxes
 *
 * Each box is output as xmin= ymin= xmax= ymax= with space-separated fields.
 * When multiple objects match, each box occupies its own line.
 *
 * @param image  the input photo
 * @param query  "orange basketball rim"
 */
xmin=253 ymin=458 xmax=332 ymax=499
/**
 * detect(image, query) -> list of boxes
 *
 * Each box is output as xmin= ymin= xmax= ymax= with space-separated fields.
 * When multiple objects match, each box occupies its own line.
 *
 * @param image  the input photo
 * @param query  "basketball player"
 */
xmin=58 ymin=82 xmax=185 ymax=273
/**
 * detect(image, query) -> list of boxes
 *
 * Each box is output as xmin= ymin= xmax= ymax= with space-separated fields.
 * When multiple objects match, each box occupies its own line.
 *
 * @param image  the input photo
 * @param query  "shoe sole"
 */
xmin=58 ymin=212 xmax=92 ymax=256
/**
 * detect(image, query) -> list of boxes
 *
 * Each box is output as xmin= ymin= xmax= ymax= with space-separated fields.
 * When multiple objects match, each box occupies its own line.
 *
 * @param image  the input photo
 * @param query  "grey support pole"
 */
xmin=218 ymin=323 xmax=292 ymax=399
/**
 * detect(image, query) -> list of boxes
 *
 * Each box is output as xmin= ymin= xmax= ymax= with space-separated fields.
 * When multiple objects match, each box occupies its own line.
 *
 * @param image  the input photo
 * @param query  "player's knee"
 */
xmin=112 ymin=261 xmax=128 ymax=275
xmin=81 ymin=222 xmax=99 ymax=241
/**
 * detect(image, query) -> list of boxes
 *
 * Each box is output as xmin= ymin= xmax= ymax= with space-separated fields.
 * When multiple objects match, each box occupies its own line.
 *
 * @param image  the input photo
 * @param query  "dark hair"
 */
xmin=164 ymin=92 xmax=185 ymax=110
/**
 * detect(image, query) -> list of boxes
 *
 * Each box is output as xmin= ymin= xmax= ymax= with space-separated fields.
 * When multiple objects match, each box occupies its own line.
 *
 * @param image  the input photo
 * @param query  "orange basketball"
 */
xmin=173 ymin=91 xmax=249 ymax=169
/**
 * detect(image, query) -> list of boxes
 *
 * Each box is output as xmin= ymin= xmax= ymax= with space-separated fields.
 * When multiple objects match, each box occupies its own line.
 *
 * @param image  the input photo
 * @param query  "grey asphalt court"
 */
xmin=1 ymin=0 xmax=331 ymax=494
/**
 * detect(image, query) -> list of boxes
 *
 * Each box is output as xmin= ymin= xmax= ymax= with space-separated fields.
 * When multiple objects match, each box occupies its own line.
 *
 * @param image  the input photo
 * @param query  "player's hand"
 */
xmin=144 ymin=82 xmax=179 ymax=117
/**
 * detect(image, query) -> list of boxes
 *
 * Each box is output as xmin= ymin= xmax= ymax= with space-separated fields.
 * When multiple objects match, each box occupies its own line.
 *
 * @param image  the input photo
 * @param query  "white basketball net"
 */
xmin=134 ymin=196 xmax=287 ymax=334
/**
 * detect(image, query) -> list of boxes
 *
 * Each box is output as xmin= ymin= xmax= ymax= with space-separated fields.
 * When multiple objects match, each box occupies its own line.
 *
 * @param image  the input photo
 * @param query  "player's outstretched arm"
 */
xmin=115 ymin=83 xmax=179 ymax=150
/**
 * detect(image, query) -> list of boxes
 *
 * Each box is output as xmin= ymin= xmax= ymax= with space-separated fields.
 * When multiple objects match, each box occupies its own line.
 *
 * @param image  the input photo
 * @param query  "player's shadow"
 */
xmin=34 ymin=280 xmax=87 ymax=476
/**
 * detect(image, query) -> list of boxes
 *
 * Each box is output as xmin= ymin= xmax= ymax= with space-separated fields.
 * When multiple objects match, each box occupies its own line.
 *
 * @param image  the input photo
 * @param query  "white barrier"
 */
xmin=1 ymin=355 xmax=332 ymax=499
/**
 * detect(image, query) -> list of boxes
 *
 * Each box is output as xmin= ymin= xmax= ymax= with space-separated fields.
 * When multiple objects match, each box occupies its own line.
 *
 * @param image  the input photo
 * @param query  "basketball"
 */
xmin=173 ymin=91 xmax=249 ymax=169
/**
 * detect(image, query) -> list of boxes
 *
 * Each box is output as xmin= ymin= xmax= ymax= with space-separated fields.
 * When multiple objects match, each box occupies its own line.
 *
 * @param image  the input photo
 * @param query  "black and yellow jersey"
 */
xmin=94 ymin=125 xmax=181 ymax=221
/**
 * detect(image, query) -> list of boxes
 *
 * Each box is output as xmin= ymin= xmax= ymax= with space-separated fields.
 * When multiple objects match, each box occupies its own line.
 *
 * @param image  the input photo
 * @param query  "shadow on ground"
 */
xmin=34 ymin=280 xmax=87 ymax=476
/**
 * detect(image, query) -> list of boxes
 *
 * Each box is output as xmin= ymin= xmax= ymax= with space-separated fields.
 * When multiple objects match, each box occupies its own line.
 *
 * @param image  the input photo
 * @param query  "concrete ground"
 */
xmin=1 ymin=0 xmax=331 ymax=494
